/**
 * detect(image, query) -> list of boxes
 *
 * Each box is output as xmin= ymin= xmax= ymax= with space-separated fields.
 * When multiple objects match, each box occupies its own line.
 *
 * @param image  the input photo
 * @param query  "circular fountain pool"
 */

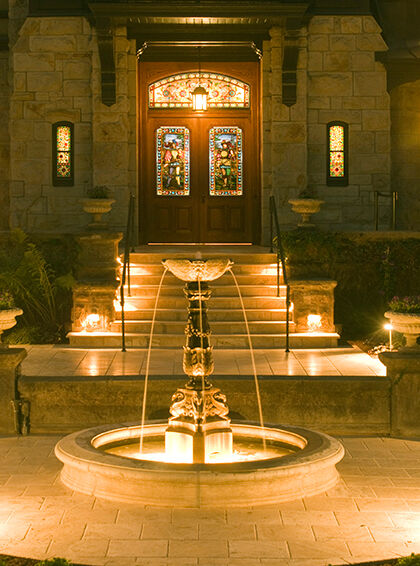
xmin=55 ymin=421 xmax=344 ymax=507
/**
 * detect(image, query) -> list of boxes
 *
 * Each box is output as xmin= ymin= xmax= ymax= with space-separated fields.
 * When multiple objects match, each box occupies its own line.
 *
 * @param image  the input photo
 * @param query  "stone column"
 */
xmin=71 ymin=231 xmax=122 ymax=331
xmin=379 ymin=350 xmax=420 ymax=437
xmin=0 ymin=348 xmax=27 ymax=434
xmin=289 ymin=279 xmax=337 ymax=333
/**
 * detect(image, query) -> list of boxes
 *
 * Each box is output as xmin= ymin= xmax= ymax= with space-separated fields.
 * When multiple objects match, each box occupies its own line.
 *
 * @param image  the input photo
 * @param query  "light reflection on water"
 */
xmin=104 ymin=437 xmax=295 ymax=464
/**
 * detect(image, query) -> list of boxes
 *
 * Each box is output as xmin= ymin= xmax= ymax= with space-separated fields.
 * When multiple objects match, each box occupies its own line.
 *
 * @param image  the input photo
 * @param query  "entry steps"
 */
xmin=69 ymin=246 xmax=339 ymax=348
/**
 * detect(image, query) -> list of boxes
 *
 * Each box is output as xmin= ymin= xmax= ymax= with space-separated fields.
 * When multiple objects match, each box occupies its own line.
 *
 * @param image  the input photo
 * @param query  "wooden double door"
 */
xmin=139 ymin=61 xmax=261 ymax=243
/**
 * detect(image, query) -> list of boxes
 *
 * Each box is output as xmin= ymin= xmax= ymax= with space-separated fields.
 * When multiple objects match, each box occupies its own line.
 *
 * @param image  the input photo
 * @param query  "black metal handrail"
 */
xmin=269 ymin=195 xmax=290 ymax=353
xmin=120 ymin=193 xmax=135 ymax=352
xmin=374 ymin=191 xmax=397 ymax=231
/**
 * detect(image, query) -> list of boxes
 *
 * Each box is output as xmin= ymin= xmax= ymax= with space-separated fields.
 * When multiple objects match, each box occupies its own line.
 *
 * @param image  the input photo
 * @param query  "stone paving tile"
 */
xmin=226 ymin=506 xmax=281 ymax=524
xmin=229 ymin=540 xmax=289 ymax=558
xmin=0 ymin=435 xmax=419 ymax=564
xmin=346 ymin=540 xmax=412 ymax=561
xmin=287 ymin=539 xmax=351 ymax=560
xmin=312 ymin=524 xmax=374 ymax=542
xmin=19 ymin=345 xmax=387 ymax=377
xmin=48 ymin=537 xmax=110 ymax=559
xmin=256 ymin=524 xmax=314 ymax=541
xmin=281 ymin=510 xmax=339 ymax=526
xmin=199 ymin=522 xmax=255 ymax=540
xmin=108 ymin=539 xmax=168 ymax=557
xmin=142 ymin=522 xmax=198 ymax=540
xmin=169 ymin=539 xmax=228 ymax=557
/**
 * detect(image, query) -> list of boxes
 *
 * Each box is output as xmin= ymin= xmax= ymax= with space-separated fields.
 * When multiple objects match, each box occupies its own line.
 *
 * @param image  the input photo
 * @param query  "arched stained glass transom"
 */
xmin=149 ymin=73 xmax=250 ymax=109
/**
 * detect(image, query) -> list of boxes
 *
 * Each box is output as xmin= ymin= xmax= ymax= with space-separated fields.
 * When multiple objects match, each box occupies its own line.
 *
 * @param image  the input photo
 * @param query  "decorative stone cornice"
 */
xmin=94 ymin=16 xmax=116 ymax=106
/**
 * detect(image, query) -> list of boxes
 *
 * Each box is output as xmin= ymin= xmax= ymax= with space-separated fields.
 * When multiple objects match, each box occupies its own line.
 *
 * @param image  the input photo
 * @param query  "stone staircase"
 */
xmin=69 ymin=246 xmax=339 ymax=348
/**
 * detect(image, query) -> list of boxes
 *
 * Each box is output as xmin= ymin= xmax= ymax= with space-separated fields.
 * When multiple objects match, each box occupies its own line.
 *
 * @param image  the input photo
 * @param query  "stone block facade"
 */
xmin=6 ymin=2 xmax=137 ymax=234
xmin=0 ymin=5 xmax=417 ymax=240
xmin=263 ymin=15 xmax=392 ymax=240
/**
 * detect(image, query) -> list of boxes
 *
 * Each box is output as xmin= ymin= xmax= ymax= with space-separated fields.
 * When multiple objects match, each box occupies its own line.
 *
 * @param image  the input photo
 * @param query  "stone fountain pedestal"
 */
xmin=163 ymin=259 xmax=233 ymax=464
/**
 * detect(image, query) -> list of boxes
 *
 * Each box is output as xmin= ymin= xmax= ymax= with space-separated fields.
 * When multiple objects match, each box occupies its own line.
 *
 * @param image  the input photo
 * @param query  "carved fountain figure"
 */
xmin=162 ymin=258 xmax=233 ymax=463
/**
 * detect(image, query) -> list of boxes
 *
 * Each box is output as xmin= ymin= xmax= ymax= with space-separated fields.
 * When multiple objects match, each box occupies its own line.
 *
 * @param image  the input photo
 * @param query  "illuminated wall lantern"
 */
xmin=307 ymin=314 xmax=322 ymax=332
xmin=82 ymin=310 xmax=107 ymax=332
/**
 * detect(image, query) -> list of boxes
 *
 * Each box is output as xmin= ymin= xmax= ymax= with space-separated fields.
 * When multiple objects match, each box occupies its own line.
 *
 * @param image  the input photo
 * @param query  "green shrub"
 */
xmin=0 ymin=291 xmax=15 ymax=310
xmin=35 ymin=558 xmax=73 ymax=566
xmin=396 ymin=554 xmax=420 ymax=565
xmin=280 ymin=230 xmax=420 ymax=340
xmin=388 ymin=296 xmax=420 ymax=313
xmin=0 ymin=229 xmax=78 ymax=344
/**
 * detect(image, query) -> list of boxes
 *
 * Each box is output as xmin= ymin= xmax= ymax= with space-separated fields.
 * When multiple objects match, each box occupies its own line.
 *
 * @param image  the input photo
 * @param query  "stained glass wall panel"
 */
xmin=209 ymin=127 xmax=243 ymax=196
xmin=56 ymin=125 xmax=71 ymax=178
xmin=329 ymin=124 xmax=345 ymax=178
xmin=156 ymin=127 xmax=190 ymax=196
xmin=149 ymin=73 xmax=250 ymax=109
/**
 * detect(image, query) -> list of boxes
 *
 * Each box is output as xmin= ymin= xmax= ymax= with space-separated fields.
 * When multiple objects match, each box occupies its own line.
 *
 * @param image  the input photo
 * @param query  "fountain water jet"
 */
xmin=55 ymin=258 xmax=345 ymax=507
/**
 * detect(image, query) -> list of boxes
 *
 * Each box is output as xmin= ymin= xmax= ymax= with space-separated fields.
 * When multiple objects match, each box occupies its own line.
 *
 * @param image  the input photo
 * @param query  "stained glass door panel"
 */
xmin=209 ymin=127 xmax=243 ymax=196
xmin=156 ymin=127 xmax=190 ymax=196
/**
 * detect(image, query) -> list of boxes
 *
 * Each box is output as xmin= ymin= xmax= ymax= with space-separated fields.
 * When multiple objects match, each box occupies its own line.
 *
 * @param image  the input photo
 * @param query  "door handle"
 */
xmin=201 ymin=196 xmax=205 ymax=204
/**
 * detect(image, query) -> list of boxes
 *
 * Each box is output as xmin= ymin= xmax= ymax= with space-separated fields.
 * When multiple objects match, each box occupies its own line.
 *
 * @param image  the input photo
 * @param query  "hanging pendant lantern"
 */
xmin=192 ymin=46 xmax=207 ymax=112
xmin=192 ymin=84 xmax=208 ymax=111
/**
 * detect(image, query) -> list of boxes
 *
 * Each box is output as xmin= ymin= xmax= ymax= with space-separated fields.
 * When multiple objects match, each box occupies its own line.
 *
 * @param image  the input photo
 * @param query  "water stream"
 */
xmin=229 ymin=268 xmax=266 ymax=450
xmin=197 ymin=276 xmax=207 ymax=421
xmin=139 ymin=266 xmax=168 ymax=454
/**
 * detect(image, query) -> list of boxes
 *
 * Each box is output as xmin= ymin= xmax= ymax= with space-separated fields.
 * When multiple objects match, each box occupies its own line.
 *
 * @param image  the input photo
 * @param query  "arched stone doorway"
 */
xmin=138 ymin=61 xmax=261 ymax=243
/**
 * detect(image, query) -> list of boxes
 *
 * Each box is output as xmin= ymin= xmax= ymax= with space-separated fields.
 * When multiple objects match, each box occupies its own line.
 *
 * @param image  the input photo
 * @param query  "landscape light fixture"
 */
xmin=384 ymin=322 xmax=393 ymax=350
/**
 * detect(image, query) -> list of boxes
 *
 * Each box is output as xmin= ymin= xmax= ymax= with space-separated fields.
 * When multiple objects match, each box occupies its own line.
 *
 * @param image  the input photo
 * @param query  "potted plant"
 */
xmin=82 ymin=185 xmax=115 ymax=228
xmin=385 ymin=296 xmax=420 ymax=349
xmin=288 ymin=186 xmax=324 ymax=227
xmin=0 ymin=291 xmax=23 ymax=347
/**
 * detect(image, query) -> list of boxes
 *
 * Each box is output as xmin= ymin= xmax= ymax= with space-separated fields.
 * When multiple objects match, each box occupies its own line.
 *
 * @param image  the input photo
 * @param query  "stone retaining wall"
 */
xmin=18 ymin=373 xmax=390 ymax=436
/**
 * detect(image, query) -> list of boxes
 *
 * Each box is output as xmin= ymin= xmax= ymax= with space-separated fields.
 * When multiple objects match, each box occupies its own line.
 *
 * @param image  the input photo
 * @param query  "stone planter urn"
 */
xmin=288 ymin=198 xmax=324 ymax=227
xmin=0 ymin=308 xmax=23 ymax=347
xmin=82 ymin=198 xmax=115 ymax=229
xmin=384 ymin=311 xmax=420 ymax=349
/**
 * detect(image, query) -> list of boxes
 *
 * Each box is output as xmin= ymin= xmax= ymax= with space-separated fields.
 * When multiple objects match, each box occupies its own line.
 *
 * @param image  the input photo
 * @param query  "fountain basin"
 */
xmin=162 ymin=258 xmax=233 ymax=281
xmin=55 ymin=422 xmax=344 ymax=507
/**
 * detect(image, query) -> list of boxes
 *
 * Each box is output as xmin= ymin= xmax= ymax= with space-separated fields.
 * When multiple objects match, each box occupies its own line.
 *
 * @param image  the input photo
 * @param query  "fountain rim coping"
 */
xmin=55 ymin=421 xmax=344 ymax=475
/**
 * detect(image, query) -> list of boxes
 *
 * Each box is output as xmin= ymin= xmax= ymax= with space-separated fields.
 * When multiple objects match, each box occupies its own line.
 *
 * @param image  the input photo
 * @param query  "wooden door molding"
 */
xmin=138 ymin=61 xmax=261 ymax=244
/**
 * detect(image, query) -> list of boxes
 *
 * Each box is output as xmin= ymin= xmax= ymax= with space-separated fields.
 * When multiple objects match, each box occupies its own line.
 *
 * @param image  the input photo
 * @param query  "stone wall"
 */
xmin=390 ymin=80 xmax=420 ymax=231
xmin=262 ymin=15 xmax=392 ymax=240
xmin=8 ymin=12 xmax=137 ymax=233
xmin=19 ymin=373 xmax=390 ymax=436
xmin=0 ymin=50 xmax=9 ymax=230
xmin=306 ymin=15 xmax=390 ymax=231
xmin=262 ymin=25 xmax=308 ymax=241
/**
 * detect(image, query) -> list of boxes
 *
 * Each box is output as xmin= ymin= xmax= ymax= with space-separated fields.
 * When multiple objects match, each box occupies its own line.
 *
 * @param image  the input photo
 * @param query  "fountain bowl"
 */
xmin=162 ymin=258 xmax=233 ymax=282
xmin=55 ymin=421 xmax=344 ymax=508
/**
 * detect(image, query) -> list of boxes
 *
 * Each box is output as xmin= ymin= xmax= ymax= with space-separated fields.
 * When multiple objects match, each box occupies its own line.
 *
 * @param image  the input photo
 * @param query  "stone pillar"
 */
xmin=71 ymin=232 xmax=122 ymax=331
xmin=289 ymin=279 xmax=337 ymax=333
xmin=379 ymin=350 xmax=420 ymax=437
xmin=0 ymin=348 xmax=27 ymax=434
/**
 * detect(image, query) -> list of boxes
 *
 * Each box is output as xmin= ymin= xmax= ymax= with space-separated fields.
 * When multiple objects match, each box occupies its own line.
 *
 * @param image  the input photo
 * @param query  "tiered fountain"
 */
xmin=55 ymin=259 xmax=344 ymax=507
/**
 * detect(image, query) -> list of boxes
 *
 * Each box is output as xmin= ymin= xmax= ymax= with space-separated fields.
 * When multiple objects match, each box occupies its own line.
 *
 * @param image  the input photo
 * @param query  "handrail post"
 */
xmin=285 ymin=284 xmax=290 ymax=353
xmin=269 ymin=195 xmax=290 ymax=353
xmin=392 ymin=191 xmax=397 ymax=231
xmin=121 ymin=193 xmax=135 ymax=352
xmin=270 ymin=197 xmax=273 ymax=253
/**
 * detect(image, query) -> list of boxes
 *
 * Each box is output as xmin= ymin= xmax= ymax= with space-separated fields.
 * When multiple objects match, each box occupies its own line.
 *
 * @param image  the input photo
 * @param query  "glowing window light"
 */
xmin=327 ymin=121 xmax=348 ymax=186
